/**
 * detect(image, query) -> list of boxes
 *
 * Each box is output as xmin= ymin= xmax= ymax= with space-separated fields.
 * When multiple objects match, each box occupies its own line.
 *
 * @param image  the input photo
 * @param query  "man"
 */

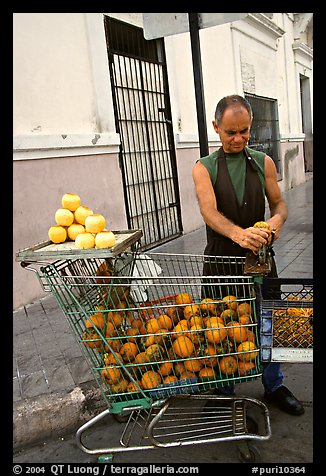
xmin=192 ymin=94 xmax=304 ymax=415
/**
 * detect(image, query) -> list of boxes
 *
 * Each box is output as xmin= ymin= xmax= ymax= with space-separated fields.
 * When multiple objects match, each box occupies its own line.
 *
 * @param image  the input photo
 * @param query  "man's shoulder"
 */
xmin=198 ymin=150 xmax=219 ymax=184
xmin=246 ymin=147 xmax=266 ymax=161
xmin=199 ymin=149 xmax=219 ymax=163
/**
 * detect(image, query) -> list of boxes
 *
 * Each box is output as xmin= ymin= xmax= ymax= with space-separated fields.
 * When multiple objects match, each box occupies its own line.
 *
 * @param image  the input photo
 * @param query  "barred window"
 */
xmin=245 ymin=93 xmax=280 ymax=174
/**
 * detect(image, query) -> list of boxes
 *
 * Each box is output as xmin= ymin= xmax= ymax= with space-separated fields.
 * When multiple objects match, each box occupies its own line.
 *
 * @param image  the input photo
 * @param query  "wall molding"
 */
xmin=13 ymin=132 xmax=121 ymax=160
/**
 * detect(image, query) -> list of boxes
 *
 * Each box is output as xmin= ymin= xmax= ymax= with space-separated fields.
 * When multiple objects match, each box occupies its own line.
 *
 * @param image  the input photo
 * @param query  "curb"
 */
xmin=13 ymin=383 xmax=107 ymax=451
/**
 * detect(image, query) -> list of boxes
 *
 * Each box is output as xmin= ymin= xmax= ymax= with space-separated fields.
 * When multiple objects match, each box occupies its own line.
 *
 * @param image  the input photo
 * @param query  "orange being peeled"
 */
xmin=253 ymin=221 xmax=271 ymax=230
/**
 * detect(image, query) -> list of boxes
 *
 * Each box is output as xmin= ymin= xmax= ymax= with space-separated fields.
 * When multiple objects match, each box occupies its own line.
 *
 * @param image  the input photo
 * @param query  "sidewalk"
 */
xmin=13 ymin=176 xmax=313 ymax=458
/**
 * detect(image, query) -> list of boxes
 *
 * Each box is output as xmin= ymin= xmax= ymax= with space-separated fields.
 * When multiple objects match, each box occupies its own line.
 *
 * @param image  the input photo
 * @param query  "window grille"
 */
xmin=245 ymin=93 xmax=280 ymax=174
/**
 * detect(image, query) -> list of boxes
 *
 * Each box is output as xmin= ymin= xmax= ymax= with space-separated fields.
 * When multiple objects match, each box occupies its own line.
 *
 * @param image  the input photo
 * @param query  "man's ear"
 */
xmin=212 ymin=120 xmax=219 ymax=134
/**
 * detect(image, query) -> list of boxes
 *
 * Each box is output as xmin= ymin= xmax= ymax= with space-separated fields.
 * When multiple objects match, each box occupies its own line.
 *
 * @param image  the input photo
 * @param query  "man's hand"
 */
xmin=231 ymin=226 xmax=270 ymax=253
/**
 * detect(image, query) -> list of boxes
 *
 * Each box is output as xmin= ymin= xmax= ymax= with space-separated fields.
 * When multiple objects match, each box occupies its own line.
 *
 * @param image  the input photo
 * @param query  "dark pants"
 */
xmin=201 ymin=254 xmax=283 ymax=394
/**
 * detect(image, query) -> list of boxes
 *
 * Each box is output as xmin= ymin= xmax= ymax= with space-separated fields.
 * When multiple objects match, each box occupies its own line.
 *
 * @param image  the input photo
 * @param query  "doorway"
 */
xmin=104 ymin=16 xmax=183 ymax=249
xmin=299 ymin=75 xmax=313 ymax=172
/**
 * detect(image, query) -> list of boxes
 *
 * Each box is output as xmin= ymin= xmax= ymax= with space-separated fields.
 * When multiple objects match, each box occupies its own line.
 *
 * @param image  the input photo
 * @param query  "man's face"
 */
xmin=213 ymin=106 xmax=252 ymax=153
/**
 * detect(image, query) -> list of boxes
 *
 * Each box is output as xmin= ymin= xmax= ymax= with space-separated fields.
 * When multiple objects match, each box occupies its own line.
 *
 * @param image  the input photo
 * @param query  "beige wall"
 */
xmin=279 ymin=141 xmax=306 ymax=191
xmin=13 ymin=13 xmax=313 ymax=309
xmin=13 ymin=153 xmax=127 ymax=309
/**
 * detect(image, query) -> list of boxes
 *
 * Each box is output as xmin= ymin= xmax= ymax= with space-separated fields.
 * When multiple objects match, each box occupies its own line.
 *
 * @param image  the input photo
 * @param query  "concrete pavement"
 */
xmin=13 ymin=175 xmax=313 ymax=462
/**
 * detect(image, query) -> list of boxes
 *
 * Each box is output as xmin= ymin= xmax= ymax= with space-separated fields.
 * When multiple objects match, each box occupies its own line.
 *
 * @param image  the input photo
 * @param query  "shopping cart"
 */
xmin=16 ymin=237 xmax=313 ymax=462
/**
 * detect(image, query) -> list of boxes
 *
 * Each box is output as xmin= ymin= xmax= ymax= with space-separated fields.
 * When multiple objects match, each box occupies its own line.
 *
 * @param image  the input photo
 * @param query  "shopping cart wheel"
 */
xmin=113 ymin=412 xmax=130 ymax=423
xmin=237 ymin=441 xmax=261 ymax=463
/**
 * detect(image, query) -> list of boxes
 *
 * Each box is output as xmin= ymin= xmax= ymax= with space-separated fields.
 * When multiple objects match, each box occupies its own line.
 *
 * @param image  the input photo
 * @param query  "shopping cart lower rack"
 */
xmin=17 ymin=248 xmax=271 ymax=462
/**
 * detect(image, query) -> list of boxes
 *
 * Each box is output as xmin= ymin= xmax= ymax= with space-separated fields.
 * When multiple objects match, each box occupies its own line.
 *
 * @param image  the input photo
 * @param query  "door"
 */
xmin=300 ymin=75 xmax=313 ymax=172
xmin=105 ymin=16 xmax=183 ymax=249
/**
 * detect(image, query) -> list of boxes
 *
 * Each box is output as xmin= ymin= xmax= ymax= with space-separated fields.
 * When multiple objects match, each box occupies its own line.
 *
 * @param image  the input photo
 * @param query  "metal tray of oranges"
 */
xmin=16 ymin=229 xmax=143 ymax=262
xmin=260 ymin=278 xmax=313 ymax=363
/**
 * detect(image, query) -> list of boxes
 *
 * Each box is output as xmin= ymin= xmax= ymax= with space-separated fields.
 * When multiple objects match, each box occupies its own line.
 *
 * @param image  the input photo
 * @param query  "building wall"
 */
xmin=13 ymin=13 xmax=313 ymax=309
xmin=13 ymin=13 xmax=126 ymax=309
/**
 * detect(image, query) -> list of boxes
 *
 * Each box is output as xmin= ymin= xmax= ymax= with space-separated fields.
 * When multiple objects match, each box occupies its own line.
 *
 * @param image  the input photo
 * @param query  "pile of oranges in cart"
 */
xmin=82 ymin=291 xmax=260 ymax=395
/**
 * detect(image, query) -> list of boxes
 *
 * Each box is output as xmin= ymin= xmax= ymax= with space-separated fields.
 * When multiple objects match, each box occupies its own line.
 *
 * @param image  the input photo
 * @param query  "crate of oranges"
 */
xmin=260 ymin=278 xmax=313 ymax=363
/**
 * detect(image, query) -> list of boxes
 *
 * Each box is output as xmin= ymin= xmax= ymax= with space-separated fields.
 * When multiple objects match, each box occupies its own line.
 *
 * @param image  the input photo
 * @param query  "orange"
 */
xmin=220 ymin=309 xmax=237 ymax=323
xmin=222 ymin=295 xmax=238 ymax=311
xmin=138 ymin=307 xmax=154 ymax=321
xmin=226 ymin=321 xmax=248 ymax=343
xmin=159 ymin=361 xmax=173 ymax=376
xmin=219 ymin=355 xmax=238 ymax=375
xmin=105 ymin=321 xmax=117 ymax=338
xmin=238 ymin=361 xmax=255 ymax=376
xmin=105 ymin=338 xmax=122 ymax=354
xmin=172 ymin=320 xmax=190 ymax=338
xmin=141 ymin=370 xmax=162 ymax=389
xmin=201 ymin=345 xmax=218 ymax=367
xmin=239 ymin=314 xmax=252 ymax=325
xmin=101 ymin=366 xmax=122 ymax=384
xmin=247 ymin=329 xmax=257 ymax=344
xmin=189 ymin=324 xmax=204 ymax=345
xmin=146 ymin=318 xmax=161 ymax=334
xmin=127 ymin=380 xmax=142 ymax=392
xmin=133 ymin=351 xmax=151 ymax=373
xmin=205 ymin=323 xmax=227 ymax=344
xmin=204 ymin=316 xmax=224 ymax=327
xmin=200 ymin=298 xmax=217 ymax=316
xmin=107 ymin=311 xmax=124 ymax=328
xmin=205 ymin=316 xmax=225 ymax=330
xmin=142 ymin=334 xmax=156 ymax=347
xmin=183 ymin=304 xmax=201 ymax=320
xmin=175 ymin=292 xmax=193 ymax=305
xmin=154 ymin=328 xmax=171 ymax=346
xmin=253 ymin=221 xmax=271 ymax=230
xmin=166 ymin=306 xmax=183 ymax=324
xmin=198 ymin=367 xmax=215 ymax=378
xmin=120 ymin=342 xmax=138 ymax=362
xmin=174 ymin=362 xmax=186 ymax=376
xmin=215 ymin=340 xmax=233 ymax=355
xmin=163 ymin=375 xmax=178 ymax=384
xmin=133 ymin=351 xmax=150 ymax=365
xmin=172 ymin=336 xmax=194 ymax=357
xmin=146 ymin=344 xmax=164 ymax=361
xmin=179 ymin=371 xmax=196 ymax=380
xmin=167 ymin=346 xmax=175 ymax=360
xmin=82 ymin=329 xmax=102 ymax=350
xmin=86 ymin=312 xmax=105 ymax=329
xmin=184 ymin=358 xmax=203 ymax=373
xmin=157 ymin=314 xmax=173 ymax=331
xmin=205 ymin=316 xmax=221 ymax=327
xmin=189 ymin=315 xmax=204 ymax=327
xmin=103 ymin=352 xmax=120 ymax=366
xmin=125 ymin=327 xmax=140 ymax=343
xmin=111 ymin=379 xmax=128 ymax=393
xmin=237 ymin=341 xmax=259 ymax=362
xmin=237 ymin=302 xmax=252 ymax=316
xmin=131 ymin=318 xmax=146 ymax=331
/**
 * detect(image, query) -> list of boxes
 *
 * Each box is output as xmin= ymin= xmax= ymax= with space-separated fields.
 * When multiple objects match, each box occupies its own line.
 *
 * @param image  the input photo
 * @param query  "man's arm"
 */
xmin=192 ymin=161 xmax=269 ymax=252
xmin=264 ymin=156 xmax=288 ymax=241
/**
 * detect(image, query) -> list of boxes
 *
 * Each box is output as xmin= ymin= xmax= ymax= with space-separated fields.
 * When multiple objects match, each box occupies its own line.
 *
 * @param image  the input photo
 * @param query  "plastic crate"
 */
xmin=260 ymin=278 xmax=313 ymax=363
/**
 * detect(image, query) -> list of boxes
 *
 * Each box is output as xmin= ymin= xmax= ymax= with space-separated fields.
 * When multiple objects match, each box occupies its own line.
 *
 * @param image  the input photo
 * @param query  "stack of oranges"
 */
xmin=82 ymin=291 xmax=259 ymax=395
